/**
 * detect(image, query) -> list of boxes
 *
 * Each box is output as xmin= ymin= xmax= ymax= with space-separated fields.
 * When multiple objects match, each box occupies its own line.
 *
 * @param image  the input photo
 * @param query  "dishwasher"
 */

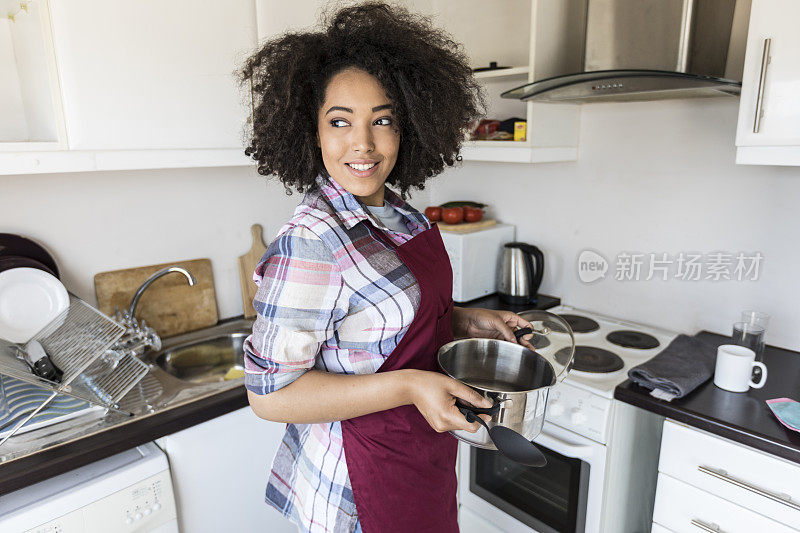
xmin=0 ymin=442 xmax=178 ymax=532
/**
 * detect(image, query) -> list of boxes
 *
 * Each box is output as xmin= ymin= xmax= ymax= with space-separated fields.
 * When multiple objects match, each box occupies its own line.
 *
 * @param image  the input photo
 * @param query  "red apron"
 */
xmin=341 ymin=222 xmax=458 ymax=533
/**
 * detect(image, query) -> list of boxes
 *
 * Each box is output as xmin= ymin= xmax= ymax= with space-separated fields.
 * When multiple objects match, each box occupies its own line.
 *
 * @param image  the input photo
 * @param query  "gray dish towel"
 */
xmin=627 ymin=334 xmax=720 ymax=402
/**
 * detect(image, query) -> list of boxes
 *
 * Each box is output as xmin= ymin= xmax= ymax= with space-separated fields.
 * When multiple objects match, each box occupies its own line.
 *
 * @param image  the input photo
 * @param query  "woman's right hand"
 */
xmin=406 ymin=370 xmax=494 ymax=433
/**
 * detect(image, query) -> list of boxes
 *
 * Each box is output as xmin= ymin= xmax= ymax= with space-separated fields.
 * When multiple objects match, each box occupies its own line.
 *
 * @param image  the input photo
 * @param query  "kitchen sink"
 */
xmin=0 ymin=317 xmax=256 ymax=462
xmin=148 ymin=319 xmax=252 ymax=384
xmin=154 ymin=333 xmax=246 ymax=384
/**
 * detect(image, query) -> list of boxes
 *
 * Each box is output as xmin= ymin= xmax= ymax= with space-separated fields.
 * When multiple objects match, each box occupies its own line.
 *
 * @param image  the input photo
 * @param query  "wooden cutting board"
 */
xmin=238 ymin=224 xmax=267 ymax=319
xmin=437 ymin=218 xmax=497 ymax=234
xmin=94 ymin=258 xmax=217 ymax=337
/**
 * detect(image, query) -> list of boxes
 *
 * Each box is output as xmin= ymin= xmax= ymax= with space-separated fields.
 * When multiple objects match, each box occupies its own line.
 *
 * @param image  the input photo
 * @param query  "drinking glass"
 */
xmin=740 ymin=310 xmax=770 ymax=360
xmin=741 ymin=310 xmax=770 ymax=329
xmin=732 ymin=322 xmax=765 ymax=361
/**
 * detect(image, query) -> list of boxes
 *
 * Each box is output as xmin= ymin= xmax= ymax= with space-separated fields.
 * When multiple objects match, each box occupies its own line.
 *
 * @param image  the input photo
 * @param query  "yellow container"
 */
xmin=514 ymin=121 xmax=527 ymax=142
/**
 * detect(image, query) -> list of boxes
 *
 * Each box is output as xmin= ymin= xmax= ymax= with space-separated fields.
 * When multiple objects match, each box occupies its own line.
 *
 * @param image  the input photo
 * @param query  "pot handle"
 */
xmin=455 ymin=400 xmax=503 ymax=418
xmin=514 ymin=326 xmax=533 ymax=341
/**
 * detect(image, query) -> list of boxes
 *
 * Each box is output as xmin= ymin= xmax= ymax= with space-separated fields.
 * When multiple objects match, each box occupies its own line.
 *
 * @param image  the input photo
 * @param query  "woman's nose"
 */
xmin=351 ymin=126 xmax=374 ymax=153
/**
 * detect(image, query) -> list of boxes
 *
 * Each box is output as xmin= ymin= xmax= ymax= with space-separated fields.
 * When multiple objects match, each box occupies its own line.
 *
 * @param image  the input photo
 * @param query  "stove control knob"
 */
xmin=548 ymin=401 xmax=565 ymax=417
xmin=570 ymin=408 xmax=587 ymax=426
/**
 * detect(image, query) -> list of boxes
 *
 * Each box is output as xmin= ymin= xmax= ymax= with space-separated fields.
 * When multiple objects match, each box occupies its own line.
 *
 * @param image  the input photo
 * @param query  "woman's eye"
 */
xmin=375 ymin=117 xmax=393 ymax=126
xmin=330 ymin=119 xmax=349 ymax=128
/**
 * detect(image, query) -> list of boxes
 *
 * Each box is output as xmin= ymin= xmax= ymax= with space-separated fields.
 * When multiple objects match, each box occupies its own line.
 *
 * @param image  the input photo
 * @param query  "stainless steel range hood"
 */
xmin=503 ymin=0 xmax=751 ymax=103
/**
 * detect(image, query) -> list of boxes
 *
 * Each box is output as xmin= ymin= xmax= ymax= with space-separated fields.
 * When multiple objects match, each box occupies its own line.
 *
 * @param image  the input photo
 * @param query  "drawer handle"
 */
xmin=691 ymin=519 xmax=724 ymax=533
xmin=752 ymin=38 xmax=771 ymax=134
xmin=698 ymin=465 xmax=800 ymax=511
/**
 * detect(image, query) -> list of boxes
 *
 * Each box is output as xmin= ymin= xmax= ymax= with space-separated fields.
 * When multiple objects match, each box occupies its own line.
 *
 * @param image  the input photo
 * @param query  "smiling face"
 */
xmin=317 ymin=68 xmax=400 ymax=206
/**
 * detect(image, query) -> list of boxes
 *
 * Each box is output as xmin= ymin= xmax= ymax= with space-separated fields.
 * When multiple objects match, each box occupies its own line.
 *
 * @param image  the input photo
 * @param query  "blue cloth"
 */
xmin=767 ymin=398 xmax=800 ymax=433
xmin=354 ymin=519 xmax=363 ymax=533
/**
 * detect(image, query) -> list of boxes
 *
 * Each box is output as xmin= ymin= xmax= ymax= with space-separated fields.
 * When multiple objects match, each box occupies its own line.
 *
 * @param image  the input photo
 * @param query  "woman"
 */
xmin=240 ymin=4 xmax=534 ymax=532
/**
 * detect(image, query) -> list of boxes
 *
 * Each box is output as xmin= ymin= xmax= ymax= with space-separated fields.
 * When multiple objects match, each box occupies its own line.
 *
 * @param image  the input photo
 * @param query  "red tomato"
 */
xmin=442 ymin=207 xmax=464 ymax=224
xmin=424 ymin=206 xmax=442 ymax=222
xmin=464 ymin=206 xmax=483 ymax=223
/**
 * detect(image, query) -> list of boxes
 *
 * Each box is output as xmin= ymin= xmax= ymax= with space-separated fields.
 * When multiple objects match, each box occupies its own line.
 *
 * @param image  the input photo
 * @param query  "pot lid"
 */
xmin=517 ymin=309 xmax=575 ymax=383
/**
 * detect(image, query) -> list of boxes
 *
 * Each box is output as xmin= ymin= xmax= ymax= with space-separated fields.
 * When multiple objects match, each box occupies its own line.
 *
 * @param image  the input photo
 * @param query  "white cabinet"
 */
xmin=652 ymin=420 xmax=800 ymax=532
xmin=155 ymin=407 xmax=295 ymax=533
xmin=0 ymin=0 xmax=256 ymax=174
xmin=736 ymin=0 xmax=800 ymax=166
xmin=416 ymin=0 xmax=582 ymax=163
xmin=49 ymin=0 xmax=256 ymax=151
xmin=653 ymin=473 xmax=796 ymax=533
xmin=0 ymin=0 xmax=66 ymax=151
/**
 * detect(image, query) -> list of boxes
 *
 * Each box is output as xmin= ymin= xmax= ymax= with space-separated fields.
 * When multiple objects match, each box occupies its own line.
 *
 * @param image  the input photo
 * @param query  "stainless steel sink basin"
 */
xmin=149 ymin=320 xmax=252 ymax=384
xmin=154 ymin=333 xmax=246 ymax=383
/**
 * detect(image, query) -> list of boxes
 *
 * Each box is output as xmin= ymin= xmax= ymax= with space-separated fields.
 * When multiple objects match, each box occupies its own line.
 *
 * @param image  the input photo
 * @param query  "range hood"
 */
xmin=504 ymin=0 xmax=751 ymax=103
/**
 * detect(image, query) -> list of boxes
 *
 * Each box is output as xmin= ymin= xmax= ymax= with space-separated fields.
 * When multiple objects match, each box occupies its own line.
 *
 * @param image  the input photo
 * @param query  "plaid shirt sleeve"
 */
xmin=244 ymin=224 xmax=348 ymax=395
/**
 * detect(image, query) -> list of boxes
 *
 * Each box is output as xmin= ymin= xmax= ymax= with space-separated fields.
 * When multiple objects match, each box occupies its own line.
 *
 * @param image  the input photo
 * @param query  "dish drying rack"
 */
xmin=0 ymin=293 xmax=153 ymax=446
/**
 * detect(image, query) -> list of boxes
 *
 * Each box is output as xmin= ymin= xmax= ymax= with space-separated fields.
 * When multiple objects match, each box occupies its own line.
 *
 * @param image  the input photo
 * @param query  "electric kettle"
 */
xmin=498 ymin=242 xmax=544 ymax=304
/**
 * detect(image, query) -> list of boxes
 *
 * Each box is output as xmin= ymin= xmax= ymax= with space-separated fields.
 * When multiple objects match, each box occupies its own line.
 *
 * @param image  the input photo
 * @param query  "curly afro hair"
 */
xmin=239 ymin=1 xmax=483 ymax=197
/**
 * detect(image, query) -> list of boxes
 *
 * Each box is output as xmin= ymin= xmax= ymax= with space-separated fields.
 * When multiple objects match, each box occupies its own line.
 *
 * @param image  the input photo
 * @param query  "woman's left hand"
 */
xmin=452 ymin=307 xmax=534 ymax=346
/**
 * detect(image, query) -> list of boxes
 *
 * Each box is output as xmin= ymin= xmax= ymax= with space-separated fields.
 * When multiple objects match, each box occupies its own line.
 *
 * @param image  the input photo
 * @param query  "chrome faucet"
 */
xmin=128 ymin=266 xmax=196 ymax=319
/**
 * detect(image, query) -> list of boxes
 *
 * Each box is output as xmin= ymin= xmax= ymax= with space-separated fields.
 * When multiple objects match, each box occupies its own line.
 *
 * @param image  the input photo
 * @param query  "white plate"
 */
xmin=0 ymin=268 xmax=69 ymax=343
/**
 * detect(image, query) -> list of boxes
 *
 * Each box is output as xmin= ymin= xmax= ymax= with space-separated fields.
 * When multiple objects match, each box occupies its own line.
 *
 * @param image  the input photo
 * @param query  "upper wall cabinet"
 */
xmin=736 ymin=0 xmax=800 ymax=166
xmin=49 ymin=0 xmax=256 ymax=151
xmin=410 ymin=0 xmax=583 ymax=163
xmin=0 ymin=0 xmax=66 ymax=151
xmin=2 ymin=0 xmax=579 ymax=174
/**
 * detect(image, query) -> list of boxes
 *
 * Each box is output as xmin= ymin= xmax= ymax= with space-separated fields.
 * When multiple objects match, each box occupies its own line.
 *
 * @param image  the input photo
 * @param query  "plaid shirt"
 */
xmin=244 ymin=175 xmax=431 ymax=533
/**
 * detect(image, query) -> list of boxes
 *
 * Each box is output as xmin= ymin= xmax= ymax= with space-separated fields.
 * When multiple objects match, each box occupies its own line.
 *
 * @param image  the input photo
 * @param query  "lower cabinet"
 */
xmin=156 ymin=406 xmax=295 ymax=533
xmin=653 ymin=473 xmax=796 ymax=533
xmin=652 ymin=420 xmax=800 ymax=532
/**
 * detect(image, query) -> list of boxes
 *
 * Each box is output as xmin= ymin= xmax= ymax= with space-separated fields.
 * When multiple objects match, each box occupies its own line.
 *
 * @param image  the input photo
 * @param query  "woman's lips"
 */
xmin=345 ymin=161 xmax=380 ymax=178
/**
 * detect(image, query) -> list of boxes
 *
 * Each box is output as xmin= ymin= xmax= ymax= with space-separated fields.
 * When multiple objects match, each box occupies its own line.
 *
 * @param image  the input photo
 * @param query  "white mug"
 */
xmin=713 ymin=345 xmax=768 ymax=393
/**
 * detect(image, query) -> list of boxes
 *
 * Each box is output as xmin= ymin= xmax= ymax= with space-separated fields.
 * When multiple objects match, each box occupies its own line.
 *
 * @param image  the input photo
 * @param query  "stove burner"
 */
xmin=559 ymin=314 xmax=600 ymax=334
xmin=606 ymin=330 xmax=660 ymax=350
xmin=531 ymin=335 xmax=550 ymax=349
xmin=555 ymin=346 xmax=625 ymax=373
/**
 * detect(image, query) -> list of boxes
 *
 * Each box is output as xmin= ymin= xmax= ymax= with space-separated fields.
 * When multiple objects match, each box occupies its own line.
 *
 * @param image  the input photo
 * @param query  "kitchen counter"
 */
xmin=0 ymin=293 xmax=559 ymax=496
xmin=458 ymin=292 xmax=560 ymax=312
xmin=0 ymin=381 xmax=248 ymax=496
xmin=615 ymin=331 xmax=800 ymax=464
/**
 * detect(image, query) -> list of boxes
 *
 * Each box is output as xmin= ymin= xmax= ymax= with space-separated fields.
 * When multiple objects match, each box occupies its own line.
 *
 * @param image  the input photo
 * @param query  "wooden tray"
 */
xmin=436 ymin=218 xmax=497 ymax=234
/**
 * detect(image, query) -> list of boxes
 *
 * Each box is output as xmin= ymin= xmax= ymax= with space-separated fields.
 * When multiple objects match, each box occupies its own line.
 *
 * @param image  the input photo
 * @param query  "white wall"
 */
xmin=429 ymin=98 xmax=800 ymax=351
xmin=0 ymin=165 xmax=431 ymax=320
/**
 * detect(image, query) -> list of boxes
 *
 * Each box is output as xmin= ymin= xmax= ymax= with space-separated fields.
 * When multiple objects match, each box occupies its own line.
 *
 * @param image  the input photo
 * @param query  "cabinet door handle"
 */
xmin=691 ymin=519 xmax=725 ymax=533
xmin=753 ymin=38 xmax=771 ymax=133
xmin=698 ymin=465 xmax=800 ymax=511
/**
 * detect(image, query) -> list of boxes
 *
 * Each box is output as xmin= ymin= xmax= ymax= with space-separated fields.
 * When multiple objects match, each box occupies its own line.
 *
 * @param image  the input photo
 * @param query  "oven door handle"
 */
xmin=534 ymin=430 xmax=597 ymax=462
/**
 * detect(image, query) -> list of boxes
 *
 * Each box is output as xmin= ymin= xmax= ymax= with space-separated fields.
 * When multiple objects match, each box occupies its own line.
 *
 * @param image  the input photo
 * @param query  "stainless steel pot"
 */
xmin=437 ymin=310 xmax=574 ymax=449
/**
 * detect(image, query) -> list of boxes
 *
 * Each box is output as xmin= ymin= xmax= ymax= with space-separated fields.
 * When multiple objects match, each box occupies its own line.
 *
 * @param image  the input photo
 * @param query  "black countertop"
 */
xmin=615 ymin=331 xmax=800 ymax=464
xmin=0 ymin=292 xmax=558 ymax=496
xmin=458 ymin=292 xmax=560 ymax=312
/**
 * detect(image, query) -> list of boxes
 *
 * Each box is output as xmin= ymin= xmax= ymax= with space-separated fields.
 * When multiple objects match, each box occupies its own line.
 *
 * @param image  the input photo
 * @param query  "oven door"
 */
xmin=458 ymin=422 xmax=607 ymax=533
